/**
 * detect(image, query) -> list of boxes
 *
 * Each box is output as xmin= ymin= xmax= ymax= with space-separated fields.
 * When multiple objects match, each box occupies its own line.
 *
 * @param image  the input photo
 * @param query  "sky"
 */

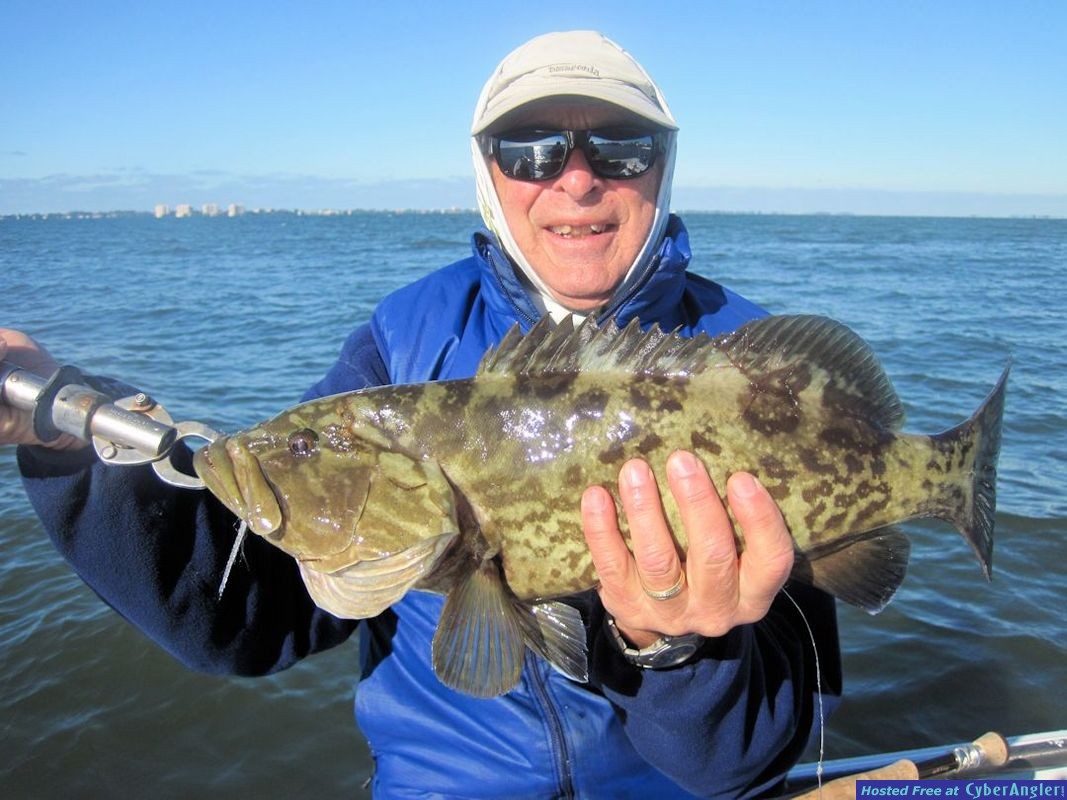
xmin=2 ymin=1 xmax=1066 ymax=216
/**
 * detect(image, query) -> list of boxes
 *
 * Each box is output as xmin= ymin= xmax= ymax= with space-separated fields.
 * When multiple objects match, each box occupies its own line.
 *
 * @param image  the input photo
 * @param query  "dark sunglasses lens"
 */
xmin=494 ymin=132 xmax=569 ymax=180
xmin=586 ymin=129 xmax=657 ymax=178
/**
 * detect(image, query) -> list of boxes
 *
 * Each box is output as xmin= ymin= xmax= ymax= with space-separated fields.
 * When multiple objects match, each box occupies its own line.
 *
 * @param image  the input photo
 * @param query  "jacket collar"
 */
xmin=472 ymin=214 xmax=693 ymax=332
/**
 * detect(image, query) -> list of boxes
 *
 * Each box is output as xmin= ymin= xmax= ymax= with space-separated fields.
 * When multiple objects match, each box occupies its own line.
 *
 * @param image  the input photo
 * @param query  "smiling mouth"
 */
xmin=547 ymin=223 xmax=613 ymax=237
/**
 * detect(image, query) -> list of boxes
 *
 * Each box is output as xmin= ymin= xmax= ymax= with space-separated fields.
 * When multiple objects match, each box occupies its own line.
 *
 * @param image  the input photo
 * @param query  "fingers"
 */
xmin=617 ymin=459 xmax=684 ymax=597
xmin=0 ymin=331 xmax=32 ymax=445
xmin=728 ymin=472 xmax=795 ymax=621
xmin=0 ymin=329 xmax=57 ymax=374
xmin=581 ymin=484 xmax=634 ymax=593
xmin=0 ymin=329 xmax=81 ymax=449
xmin=583 ymin=453 xmax=796 ymax=648
xmin=582 ymin=463 xmax=685 ymax=647
xmin=667 ymin=451 xmax=738 ymax=617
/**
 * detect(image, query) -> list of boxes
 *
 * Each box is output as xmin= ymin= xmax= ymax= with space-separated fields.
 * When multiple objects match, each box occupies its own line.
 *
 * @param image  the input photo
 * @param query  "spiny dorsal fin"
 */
xmin=477 ymin=315 xmax=722 ymax=379
xmin=790 ymin=527 xmax=911 ymax=614
xmin=479 ymin=315 xmax=903 ymax=431
xmin=716 ymin=315 xmax=905 ymax=431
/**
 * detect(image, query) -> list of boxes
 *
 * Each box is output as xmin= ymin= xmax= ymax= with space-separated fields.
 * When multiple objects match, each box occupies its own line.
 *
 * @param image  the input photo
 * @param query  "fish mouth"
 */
xmin=193 ymin=437 xmax=283 ymax=537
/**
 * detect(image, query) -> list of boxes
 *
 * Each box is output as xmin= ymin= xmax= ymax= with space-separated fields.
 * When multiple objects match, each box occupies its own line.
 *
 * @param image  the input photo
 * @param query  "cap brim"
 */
xmin=472 ymin=77 xmax=678 ymax=134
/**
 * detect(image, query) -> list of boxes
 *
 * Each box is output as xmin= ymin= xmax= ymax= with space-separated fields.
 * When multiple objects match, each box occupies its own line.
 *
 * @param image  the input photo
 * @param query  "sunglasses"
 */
xmin=484 ymin=127 xmax=662 ymax=182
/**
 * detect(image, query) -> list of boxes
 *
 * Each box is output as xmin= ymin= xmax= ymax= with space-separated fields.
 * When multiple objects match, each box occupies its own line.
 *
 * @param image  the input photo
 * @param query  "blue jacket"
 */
xmin=19 ymin=216 xmax=840 ymax=798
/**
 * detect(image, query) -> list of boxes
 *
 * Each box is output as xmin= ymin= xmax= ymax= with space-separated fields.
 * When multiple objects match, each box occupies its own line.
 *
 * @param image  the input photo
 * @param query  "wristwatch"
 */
xmin=605 ymin=614 xmax=705 ymax=669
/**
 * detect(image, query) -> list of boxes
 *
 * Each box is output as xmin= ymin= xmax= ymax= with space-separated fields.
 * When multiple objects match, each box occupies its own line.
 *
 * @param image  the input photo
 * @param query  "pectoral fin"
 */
xmin=432 ymin=559 xmax=589 ymax=697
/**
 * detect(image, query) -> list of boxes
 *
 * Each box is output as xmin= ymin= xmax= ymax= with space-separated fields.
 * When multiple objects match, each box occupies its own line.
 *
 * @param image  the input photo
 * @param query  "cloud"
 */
xmin=2 ymin=150 xmax=28 ymax=157
xmin=0 ymin=171 xmax=477 ymax=214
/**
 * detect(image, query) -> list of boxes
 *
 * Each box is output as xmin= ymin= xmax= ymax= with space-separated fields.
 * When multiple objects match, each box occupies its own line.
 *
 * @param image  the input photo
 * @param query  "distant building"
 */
xmin=227 ymin=203 xmax=245 ymax=217
xmin=175 ymin=204 xmax=192 ymax=218
xmin=154 ymin=204 xmax=170 ymax=219
xmin=202 ymin=203 xmax=220 ymax=217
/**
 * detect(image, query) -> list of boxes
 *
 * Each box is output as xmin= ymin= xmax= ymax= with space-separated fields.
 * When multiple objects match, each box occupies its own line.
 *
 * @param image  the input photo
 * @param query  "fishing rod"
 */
xmin=0 ymin=359 xmax=218 ymax=489
xmin=786 ymin=729 xmax=1067 ymax=797
xmin=786 ymin=732 xmax=1008 ymax=799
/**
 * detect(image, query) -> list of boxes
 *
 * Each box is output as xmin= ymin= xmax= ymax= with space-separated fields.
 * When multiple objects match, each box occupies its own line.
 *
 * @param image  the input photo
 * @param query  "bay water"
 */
xmin=1 ymin=211 xmax=1064 ymax=796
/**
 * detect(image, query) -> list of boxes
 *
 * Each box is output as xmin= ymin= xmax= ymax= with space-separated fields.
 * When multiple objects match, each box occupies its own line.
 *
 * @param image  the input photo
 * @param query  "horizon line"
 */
xmin=3 ymin=207 xmax=1064 ymax=222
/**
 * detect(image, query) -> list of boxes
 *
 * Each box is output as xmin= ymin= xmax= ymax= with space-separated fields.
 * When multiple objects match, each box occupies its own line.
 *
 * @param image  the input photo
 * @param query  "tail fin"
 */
xmin=933 ymin=363 xmax=1010 ymax=578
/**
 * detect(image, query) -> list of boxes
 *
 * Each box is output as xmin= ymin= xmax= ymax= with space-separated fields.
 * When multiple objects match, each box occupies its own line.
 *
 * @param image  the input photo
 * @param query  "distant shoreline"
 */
xmin=2 ymin=208 xmax=1065 ymax=222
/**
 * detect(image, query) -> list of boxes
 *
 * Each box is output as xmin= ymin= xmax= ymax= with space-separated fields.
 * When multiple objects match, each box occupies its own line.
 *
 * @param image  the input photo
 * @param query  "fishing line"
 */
xmin=781 ymin=586 xmax=825 ymax=796
xmin=218 ymin=520 xmax=248 ymax=599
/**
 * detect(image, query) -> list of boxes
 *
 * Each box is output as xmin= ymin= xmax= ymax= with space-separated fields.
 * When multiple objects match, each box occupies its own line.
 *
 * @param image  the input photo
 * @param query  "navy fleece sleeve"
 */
xmin=18 ymin=323 xmax=387 ymax=676
xmin=302 ymin=322 xmax=389 ymax=401
xmin=588 ymin=585 xmax=841 ymax=798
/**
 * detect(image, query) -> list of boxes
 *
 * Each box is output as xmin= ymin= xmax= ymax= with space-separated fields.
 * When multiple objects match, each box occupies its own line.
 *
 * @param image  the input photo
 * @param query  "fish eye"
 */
xmin=287 ymin=429 xmax=319 ymax=457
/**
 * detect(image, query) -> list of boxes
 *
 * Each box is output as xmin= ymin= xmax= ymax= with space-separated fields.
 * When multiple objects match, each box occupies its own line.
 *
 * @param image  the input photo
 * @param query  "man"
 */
xmin=2 ymin=31 xmax=839 ymax=798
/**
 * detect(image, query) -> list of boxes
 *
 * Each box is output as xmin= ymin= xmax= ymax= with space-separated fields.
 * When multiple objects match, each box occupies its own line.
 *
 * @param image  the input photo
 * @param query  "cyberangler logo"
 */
xmin=857 ymin=781 xmax=1065 ymax=799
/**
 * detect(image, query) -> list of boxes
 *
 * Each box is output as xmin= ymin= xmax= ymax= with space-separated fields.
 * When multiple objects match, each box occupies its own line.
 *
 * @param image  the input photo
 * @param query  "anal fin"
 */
xmin=791 ymin=527 xmax=911 ymax=614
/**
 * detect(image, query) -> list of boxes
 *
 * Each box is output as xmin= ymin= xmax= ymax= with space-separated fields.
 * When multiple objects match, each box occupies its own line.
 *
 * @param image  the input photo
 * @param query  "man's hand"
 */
xmin=581 ymin=450 xmax=795 ymax=649
xmin=0 ymin=328 xmax=83 ymax=450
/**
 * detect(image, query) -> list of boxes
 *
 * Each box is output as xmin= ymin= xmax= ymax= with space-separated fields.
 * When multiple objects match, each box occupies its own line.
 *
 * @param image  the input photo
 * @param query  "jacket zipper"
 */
xmin=485 ymin=244 xmax=545 ymax=328
xmin=528 ymin=653 xmax=576 ymax=799
xmin=598 ymin=254 xmax=663 ymax=324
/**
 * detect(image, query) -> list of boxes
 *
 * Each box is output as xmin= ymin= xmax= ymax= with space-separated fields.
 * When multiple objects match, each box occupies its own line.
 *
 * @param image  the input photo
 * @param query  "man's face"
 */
xmin=488 ymin=103 xmax=663 ymax=312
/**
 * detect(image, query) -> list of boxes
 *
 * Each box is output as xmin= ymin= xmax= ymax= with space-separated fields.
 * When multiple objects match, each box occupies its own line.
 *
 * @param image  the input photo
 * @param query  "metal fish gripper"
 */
xmin=0 ymin=359 xmax=220 ymax=489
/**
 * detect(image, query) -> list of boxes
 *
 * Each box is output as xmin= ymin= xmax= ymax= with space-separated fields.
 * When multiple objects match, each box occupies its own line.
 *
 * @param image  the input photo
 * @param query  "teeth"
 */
xmin=549 ymin=224 xmax=608 ymax=236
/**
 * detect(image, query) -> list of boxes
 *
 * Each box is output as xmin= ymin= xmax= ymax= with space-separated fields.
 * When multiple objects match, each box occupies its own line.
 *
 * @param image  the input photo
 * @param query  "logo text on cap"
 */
xmin=547 ymin=63 xmax=601 ymax=78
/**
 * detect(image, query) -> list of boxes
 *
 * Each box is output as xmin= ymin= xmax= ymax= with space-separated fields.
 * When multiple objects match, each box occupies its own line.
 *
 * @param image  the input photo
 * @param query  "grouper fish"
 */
xmin=193 ymin=315 xmax=1008 ymax=697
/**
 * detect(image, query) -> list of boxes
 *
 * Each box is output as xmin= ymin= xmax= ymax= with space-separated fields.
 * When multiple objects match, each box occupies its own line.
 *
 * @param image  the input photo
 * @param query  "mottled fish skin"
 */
xmin=372 ymin=371 xmax=978 ymax=601
xmin=194 ymin=314 xmax=1006 ymax=615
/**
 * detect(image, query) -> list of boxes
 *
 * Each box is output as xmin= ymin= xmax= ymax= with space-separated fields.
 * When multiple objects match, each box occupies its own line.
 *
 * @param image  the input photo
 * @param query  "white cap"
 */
xmin=472 ymin=31 xmax=677 ymax=135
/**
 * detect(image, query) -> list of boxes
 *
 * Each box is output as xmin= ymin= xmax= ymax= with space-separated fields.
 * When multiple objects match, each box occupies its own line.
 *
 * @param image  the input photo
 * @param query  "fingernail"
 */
xmin=669 ymin=450 xmax=700 ymax=479
xmin=731 ymin=472 xmax=760 ymax=498
xmin=622 ymin=459 xmax=652 ymax=488
xmin=582 ymin=486 xmax=612 ymax=513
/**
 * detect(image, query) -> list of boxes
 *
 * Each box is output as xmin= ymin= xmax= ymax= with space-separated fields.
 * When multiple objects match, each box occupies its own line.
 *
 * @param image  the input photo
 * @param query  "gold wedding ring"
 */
xmin=642 ymin=573 xmax=685 ymax=601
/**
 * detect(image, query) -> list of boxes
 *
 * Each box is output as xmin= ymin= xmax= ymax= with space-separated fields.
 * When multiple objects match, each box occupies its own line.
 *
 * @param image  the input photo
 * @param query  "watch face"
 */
xmin=606 ymin=615 xmax=704 ymax=669
xmin=641 ymin=638 xmax=701 ymax=669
